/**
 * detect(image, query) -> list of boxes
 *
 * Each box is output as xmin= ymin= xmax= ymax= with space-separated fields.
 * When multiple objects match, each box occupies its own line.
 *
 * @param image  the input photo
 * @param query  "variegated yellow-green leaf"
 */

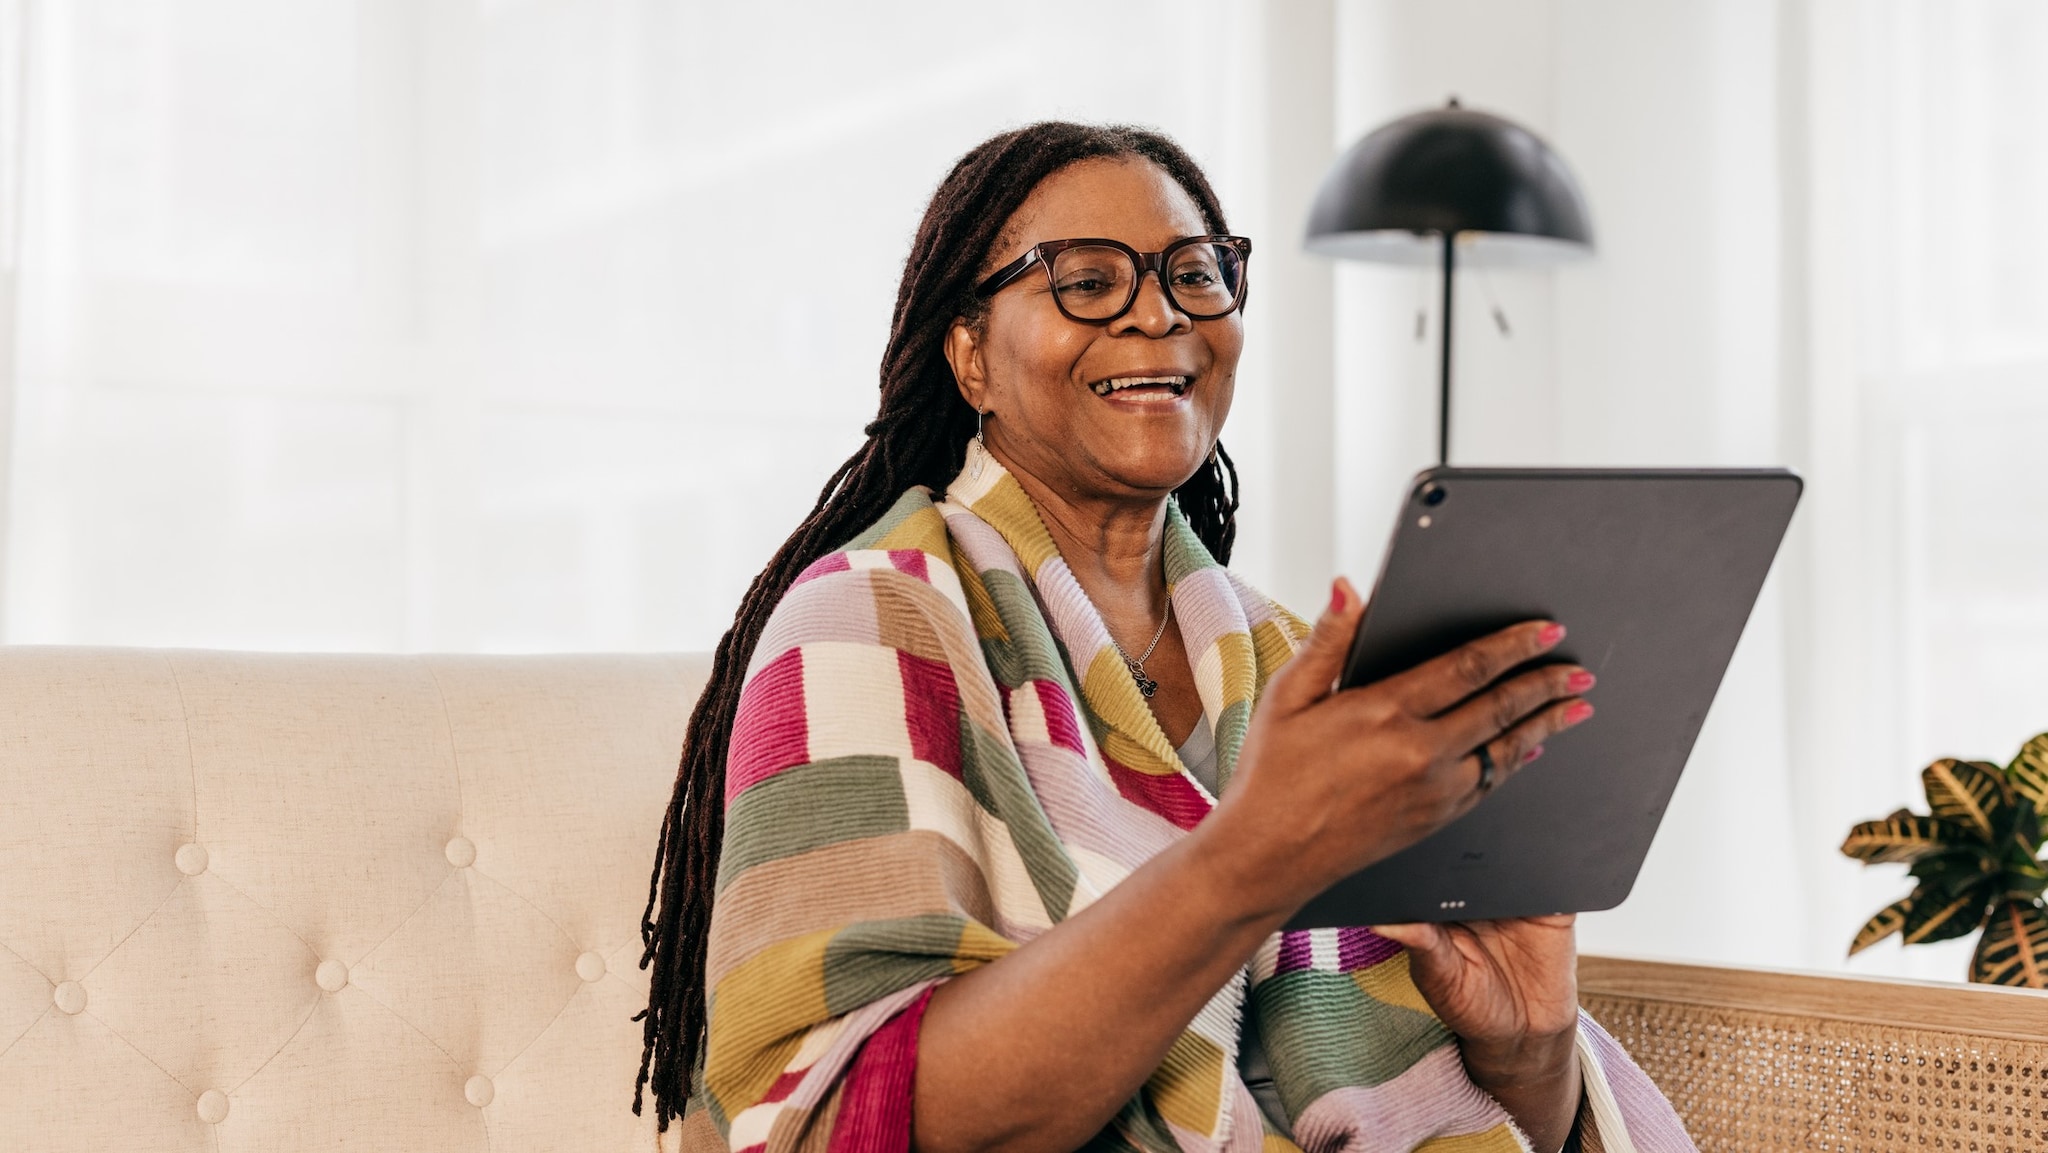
xmin=1849 ymin=896 xmax=1914 ymax=955
xmin=2008 ymin=812 xmax=2048 ymax=889
xmin=1840 ymin=815 xmax=1969 ymax=864
xmin=2004 ymin=855 xmax=2048 ymax=903
xmin=1902 ymin=881 xmax=1990 ymax=945
xmin=1923 ymin=758 xmax=2013 ymax=841
xmin=2009 ymin=733 xmax=2048 ymax=813
xmin=1970 ymin=899 xmax=2048 ymax=988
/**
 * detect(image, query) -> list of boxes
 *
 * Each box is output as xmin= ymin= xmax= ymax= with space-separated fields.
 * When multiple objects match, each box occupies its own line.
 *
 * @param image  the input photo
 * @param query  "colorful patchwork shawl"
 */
xmin=679 ymin=455 xmax=1694 ymax=1153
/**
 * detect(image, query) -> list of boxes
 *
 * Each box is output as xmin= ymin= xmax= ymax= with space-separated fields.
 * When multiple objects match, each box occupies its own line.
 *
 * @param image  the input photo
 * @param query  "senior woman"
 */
xmin=637 ymin=123 xmax=1690 ymax=1153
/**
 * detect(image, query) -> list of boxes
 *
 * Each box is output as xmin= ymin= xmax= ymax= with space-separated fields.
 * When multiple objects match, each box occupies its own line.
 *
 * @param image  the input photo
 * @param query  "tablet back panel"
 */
xmin=1286 ymin=467 xmax=1801 ymax=929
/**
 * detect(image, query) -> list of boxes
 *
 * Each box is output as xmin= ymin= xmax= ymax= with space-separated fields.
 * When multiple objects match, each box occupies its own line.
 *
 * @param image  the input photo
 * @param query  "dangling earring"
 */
xmin=971 ymin=409 xmax=987 ymax=480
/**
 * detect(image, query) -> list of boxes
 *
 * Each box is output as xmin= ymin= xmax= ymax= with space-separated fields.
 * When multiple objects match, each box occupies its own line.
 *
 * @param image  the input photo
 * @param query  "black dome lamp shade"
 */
xmin=1306 ymin=97 xmax=1593 ymax=463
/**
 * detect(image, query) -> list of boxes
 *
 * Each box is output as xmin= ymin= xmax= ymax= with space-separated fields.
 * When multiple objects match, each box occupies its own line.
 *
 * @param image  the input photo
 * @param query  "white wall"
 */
xmin=1549 ymin=0 xmax=1809 ymax=969
xmin=1334 ymin=0 xmax=1810 ymax=969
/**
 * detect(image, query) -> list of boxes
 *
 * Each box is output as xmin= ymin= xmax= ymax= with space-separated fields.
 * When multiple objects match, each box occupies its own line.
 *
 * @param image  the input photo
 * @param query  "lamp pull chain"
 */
xmin=1476 ymin=263 xmax=1513 ymax=337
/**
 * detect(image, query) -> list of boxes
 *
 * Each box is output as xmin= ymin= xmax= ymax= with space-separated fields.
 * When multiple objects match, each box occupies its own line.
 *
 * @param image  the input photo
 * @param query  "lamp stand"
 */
xmin=1438 ymin=230 xmax=1455 ymax=466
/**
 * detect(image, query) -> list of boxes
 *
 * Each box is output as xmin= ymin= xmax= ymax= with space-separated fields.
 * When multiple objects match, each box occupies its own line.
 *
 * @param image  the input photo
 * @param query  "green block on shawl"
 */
xmin=1251 ymin=969 xmax=1452 ymax=1120
xmin=976 ymin=566 xmax=1077 ymax=688
xmin=957 ymin=716 xmax=1080 ymax=921
xmin=822 ymin=913 xmax=976 ymax=1016
xmin=845 ymin=486 xmax=937 ymax=551
xmin=1160 ymin=499 xmax=1209 ymax=584
xmin=1213 ymin=698 xmax=1253 ymax=791
xmin=716 ymin=756 xmax=909 ymax=892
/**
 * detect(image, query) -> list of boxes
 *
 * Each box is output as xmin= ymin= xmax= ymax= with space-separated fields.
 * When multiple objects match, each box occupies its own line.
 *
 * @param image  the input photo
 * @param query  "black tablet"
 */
xmin=1284 ymin=466 xmax=1802 ymax=930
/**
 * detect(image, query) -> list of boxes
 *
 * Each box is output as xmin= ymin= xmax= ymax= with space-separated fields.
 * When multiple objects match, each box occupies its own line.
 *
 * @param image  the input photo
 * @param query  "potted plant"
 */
xmin=1841 ymin=733 xmax=2048 ymax=987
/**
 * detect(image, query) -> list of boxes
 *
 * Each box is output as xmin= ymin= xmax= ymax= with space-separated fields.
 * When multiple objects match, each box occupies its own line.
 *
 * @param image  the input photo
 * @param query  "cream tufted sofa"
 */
xmin=22 ymin=647 xmax=2048 ymax=1153
xmin=0 ymin=647 xmax=708 ymax=1151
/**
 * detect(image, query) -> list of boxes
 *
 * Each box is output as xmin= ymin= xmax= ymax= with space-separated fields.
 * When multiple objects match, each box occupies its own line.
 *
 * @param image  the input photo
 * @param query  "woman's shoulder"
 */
xmin=749 ymin=486 xmax=978 ymax=676
xmin=788 ymin=484 xmax=956 ymax=589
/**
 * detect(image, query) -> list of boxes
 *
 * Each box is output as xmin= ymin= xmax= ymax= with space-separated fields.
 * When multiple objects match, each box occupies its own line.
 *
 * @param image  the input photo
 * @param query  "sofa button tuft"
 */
xmin=197 ymin=1089 xmax=230 ymax=1124
xmin=465 ymin=1074 xmax=495 ymax=1107
xmin=575 ymin=951 xmax=606 ymax=982
xmin=315 ymin=959 xmax=349 ymax=992
xmin=445 ymin=836 xmax=477 ymax=868
xmin=53 ymin=980 xmax=87 ymax=1015
xmin=175 ymin=843 xmax=210 ymax=876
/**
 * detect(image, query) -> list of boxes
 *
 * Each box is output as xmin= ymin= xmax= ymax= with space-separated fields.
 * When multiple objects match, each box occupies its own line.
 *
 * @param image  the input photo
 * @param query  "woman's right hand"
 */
xmin=1211 ymin=577 xmax=1596 ymax=916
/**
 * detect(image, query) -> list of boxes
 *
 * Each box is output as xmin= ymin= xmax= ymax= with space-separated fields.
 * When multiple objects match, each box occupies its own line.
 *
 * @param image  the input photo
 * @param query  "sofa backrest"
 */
xmin=1580 ymin=954 xmax=2048 ymax=1151
xmin=0 ymin=647 xmax=708 ymax=1152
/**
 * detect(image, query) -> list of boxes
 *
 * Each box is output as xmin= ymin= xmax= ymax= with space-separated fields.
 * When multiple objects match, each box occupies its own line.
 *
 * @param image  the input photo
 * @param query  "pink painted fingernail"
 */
xmin=1538 ymin=623 xmax=1566 ymax=647
xmin=1524 ymin=744 xmax=1545 ymax=763
xmin=1565 ymin=701 xmax=1595 ymax=725
xmin=1567 ymin=670 xmax=1596 ymax=693
xmin=1328 ymin=580 xmax=1346 ymax=615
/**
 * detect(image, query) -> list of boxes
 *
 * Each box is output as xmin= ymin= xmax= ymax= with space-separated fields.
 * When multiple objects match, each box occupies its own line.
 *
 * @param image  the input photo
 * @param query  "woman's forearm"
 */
xmin=912 ymin=806 xmax=1299 ymax=1153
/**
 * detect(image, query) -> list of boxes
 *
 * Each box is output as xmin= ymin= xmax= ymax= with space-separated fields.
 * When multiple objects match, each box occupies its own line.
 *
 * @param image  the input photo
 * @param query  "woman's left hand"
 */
xmin=1373 ymin=915 xmax=1582 ymax=1148
xmin=1374 ymin=914 xmax=1579 ymax=1044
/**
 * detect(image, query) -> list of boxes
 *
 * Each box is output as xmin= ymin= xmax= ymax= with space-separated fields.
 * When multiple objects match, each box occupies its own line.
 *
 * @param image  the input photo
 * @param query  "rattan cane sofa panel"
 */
xmin=1581 ymin=956 xmax=2048 ymax=1153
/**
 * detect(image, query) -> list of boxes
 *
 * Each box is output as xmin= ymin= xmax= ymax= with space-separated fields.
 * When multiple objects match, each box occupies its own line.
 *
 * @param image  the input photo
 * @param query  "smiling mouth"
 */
xmin=1090 ymin=375 xmax=1192 ymax=398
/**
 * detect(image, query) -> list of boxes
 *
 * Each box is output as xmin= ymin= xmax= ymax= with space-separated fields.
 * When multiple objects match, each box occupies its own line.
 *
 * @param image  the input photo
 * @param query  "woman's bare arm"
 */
xmin=915 ymin=806 xmax=1295 ymax=1153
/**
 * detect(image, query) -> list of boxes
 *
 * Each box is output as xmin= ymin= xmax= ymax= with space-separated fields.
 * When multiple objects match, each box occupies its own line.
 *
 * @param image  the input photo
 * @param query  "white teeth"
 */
xmin=1091 ymin=375 xmax=1191 ymax=397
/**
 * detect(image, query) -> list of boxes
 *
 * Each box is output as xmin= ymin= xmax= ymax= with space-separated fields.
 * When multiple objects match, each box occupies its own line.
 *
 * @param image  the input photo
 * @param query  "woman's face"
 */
xmin=947 ymin=157 xmax=1243 ymax=505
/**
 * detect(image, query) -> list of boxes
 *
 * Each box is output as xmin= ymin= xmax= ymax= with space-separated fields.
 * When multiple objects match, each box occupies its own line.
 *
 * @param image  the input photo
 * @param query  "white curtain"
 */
xmin=0 ymin=0 xmax=1330 ymax=652
xmin=3 ymin=0 xmax=2045 ymax=980
xmin=1796 ymin=0 xmax=2048 ymax=980
xmin=1329 ymin=0 xmax=2048 ymax=979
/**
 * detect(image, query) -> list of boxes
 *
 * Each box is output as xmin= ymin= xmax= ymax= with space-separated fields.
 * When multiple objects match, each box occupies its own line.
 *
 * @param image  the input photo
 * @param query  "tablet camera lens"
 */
xmin=1420 ymin=484 xmax=1447 ymax=507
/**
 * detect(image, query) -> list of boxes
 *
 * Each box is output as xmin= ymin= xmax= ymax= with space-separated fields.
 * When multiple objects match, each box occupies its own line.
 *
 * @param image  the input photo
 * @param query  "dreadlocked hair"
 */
xmin=634 ymin=121 xmax=1242 ymax=1128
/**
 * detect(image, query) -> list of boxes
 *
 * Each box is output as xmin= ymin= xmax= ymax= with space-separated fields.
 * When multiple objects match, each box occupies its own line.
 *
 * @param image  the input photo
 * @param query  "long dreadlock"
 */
xmin=634 ymin=121 xmax=1242 ymax=1128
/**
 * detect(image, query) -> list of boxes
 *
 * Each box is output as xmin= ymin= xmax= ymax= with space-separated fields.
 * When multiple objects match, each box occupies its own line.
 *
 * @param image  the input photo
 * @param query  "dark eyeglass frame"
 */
xmin=975 ymin=235 xmax=1253 ymax=325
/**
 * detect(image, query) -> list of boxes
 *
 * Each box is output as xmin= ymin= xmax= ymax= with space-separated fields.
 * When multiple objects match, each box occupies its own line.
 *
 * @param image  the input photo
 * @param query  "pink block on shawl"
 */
xmin=1032 ymin=679 xmax=1088 ymax=756
xmin=1108 ymin=755 xmax=1211 ymax=830
xmin=885 ymin=549 xmax=929 ymax=581
xmin=760 ymin=1067 xmax=807 ymax=1106
xmin=898 ymin=650 xmax=963 ymax=778
xmin=1290 ymin=1043 xmax=1512 ymax=1150
xmin=794 ymin=552 xmax=854 ymax=585
xmin=726 ymin=647 xmax=810 ymax=803
xmin=1581 ymin=1011 xmax=1699 ymax=1148
xmin=829 ymin=985 xmax=937 ymax=1153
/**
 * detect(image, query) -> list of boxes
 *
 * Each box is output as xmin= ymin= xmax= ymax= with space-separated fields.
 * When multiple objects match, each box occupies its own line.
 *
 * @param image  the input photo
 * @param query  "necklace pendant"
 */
xmin=1127 ymin=661 xmax=1158 ymax=699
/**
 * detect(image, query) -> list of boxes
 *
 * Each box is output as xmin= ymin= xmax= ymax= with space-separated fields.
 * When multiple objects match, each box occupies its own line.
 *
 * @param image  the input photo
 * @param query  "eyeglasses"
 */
xmin=975 ymin=235 xmax=1252 ymax=325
